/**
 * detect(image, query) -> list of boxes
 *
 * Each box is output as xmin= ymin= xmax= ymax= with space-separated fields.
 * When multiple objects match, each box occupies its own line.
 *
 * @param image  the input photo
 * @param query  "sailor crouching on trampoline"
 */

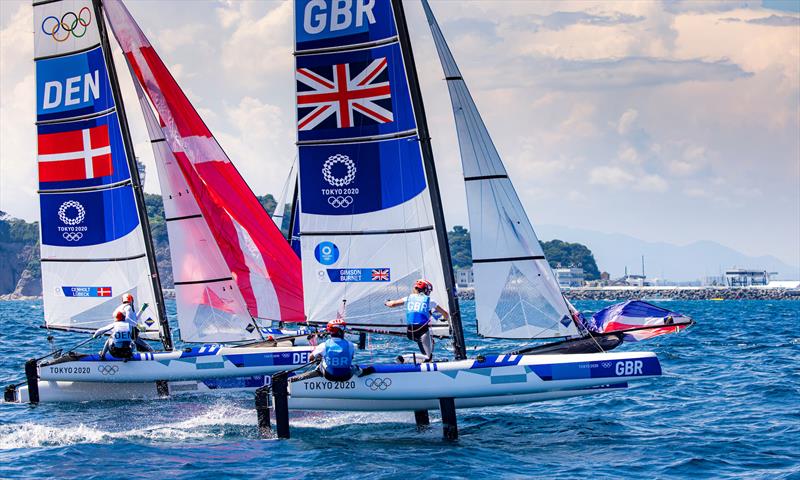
xmin=290 ymin=319 xmax=359 ymax=383
xmin=385 ymin=279 xmax=449 ymax=362
xmin=93 ymin=311 xmax=135 ymax=361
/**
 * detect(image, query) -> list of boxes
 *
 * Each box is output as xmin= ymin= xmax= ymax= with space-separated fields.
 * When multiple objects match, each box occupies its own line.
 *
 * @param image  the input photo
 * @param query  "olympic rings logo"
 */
xmin=327 ymin=196 xmax=353 ymax=208
xmin=41 ymin=7 xmax=92 ymax=42
xmin=62 ymin=232 xmax=84 ymax=242
xmin=322 ymin=154 xmax=356 ymax=187
xmin=601 ymin=362 xmax=612 ymax=368
xmin=98 ymin=365 xmax=119 ymax=375
xmin=58 ymin=200 xmax=85 ymax=225
xmin=364 ymin=377 xmax=392 ymax=391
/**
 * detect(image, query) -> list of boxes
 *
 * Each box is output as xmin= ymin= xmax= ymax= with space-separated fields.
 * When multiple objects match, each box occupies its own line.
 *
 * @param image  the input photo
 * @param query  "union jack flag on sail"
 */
xmin=296 ymin=57 xmax=393 ymax=131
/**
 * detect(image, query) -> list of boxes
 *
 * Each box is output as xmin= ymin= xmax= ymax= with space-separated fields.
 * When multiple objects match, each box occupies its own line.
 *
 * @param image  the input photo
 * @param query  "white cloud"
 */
xmin=589 ymin=166 xmax=635 ymax=186
xmin=218 ymin=1 xmax=294 ymax=87
xmin=617 ymin=108 xmax=639 ymax=134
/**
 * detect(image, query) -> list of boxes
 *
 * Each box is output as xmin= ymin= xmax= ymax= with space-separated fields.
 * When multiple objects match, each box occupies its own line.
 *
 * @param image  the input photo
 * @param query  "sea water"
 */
xmin=0 ymin=300 xmax=798 ymax=479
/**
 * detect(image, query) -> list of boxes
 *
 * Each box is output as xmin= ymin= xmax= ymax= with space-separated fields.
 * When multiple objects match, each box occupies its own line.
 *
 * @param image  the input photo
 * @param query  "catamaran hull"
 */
xmin=36 ymin=344 xmax=314 ymax=383
xmin=8 ymin=352 xmax=659 ymax=409
xmin=10 ymin=378 xmax=626 ymax=408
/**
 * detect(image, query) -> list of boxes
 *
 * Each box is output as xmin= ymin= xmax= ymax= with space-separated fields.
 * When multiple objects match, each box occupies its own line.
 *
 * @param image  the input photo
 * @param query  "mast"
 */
xmin=287 ymin=177 xmax=299 ymax=244
xmin=392 ymin=0 xmax=466 ymax=360
xmin=92 ymin=0 xmax=172 ymax=350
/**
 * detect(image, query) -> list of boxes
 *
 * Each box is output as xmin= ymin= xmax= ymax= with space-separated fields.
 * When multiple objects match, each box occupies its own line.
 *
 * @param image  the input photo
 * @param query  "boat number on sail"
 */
xmin=302 ymin=380 xmax=356 ymax=391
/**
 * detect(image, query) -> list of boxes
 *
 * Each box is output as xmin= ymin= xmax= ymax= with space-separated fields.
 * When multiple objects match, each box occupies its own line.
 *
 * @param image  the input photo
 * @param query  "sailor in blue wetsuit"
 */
xmin=113 ymin=293 xmax=154 ymax=353
xmin=93 ymin=311 xmax=134 ymax=360
xmin=385 ymin=279 xmax=450 ymax=362
xmin=290 ymin=319 xmax=358 ymax=382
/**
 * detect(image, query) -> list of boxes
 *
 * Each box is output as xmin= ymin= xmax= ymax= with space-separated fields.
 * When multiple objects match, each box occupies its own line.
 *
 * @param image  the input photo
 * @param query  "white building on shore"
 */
xmin=555 ymin=267 xmax=584 ymax=288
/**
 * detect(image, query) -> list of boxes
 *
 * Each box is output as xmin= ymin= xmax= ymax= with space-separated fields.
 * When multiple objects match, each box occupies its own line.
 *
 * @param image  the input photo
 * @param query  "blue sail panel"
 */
xmin=299 ymin=137 xmax=426 ymax=216
xmin=36 ymin=46 xmax=115 ymax=122
xmin=295 ymin=0 xmax=397 ymax=52
xmin=40 ymin=184 xmax=140 ymax=248
xmin=37 ymin=111 xmax=132 ymax=191
xmin=296 ymin=42 xmax=415 ymax=142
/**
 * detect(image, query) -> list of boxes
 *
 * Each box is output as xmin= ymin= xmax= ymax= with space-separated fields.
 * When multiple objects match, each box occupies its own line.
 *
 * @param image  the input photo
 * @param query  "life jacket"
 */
xmin=322 ymin=337 xmax=353 ymax=378
xmin=109 ymin=321 xmax=133 ymax=349
xmin=405 ymin=293 xmax=431 ymax=327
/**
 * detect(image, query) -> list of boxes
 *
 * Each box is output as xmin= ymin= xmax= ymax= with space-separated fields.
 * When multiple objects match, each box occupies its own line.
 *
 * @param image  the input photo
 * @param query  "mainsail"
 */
xmin=34 ymin=0 xmax=167 ymax=343
xmin=104 ymin=0 xmax=304 ymax=325
xmin=422 ymin=0 xmax=579 ymax=339
xmin=131 ymin=73 xmax=260 ymax=343
xmin=293 ymin=0 xmax=456 ymax=338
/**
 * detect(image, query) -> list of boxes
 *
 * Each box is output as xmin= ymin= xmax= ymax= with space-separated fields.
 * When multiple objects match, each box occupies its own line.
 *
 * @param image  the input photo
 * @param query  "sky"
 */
xmin=1 ymin=0 xmax=798 ymax=267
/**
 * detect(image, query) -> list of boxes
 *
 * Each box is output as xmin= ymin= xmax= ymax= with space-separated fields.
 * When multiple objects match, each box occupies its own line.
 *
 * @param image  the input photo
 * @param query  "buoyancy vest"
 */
xmin=109 ymin=321 xmax=133 ymax=348
xmin=405 ymin=293 xmax=431 ymax=327
xmin=322 ymin=337 xmax=353 ymax=378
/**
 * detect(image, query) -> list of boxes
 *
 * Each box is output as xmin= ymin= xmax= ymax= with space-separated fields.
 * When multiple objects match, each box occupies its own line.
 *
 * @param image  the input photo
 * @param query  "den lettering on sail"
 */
xmin=41 ymin=70 xmax=100 ymax=110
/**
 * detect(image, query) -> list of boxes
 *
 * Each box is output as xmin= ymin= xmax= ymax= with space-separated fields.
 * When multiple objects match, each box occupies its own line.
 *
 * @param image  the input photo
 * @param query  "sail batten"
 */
xmin=422 ymin=0 xmax=578 ymax=340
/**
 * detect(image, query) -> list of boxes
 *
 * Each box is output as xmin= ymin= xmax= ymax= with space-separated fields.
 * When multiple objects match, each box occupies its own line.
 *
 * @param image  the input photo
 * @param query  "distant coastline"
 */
xmin=3 ymin=287 xmax=799 ymax=302
xmin=457 ymin=286 xmax=800 ymax=301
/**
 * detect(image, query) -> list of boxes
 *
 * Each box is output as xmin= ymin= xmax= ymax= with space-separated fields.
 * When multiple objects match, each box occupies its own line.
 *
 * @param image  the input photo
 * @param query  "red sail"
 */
xmin=104 ymin=0 xmax=303 ymax=322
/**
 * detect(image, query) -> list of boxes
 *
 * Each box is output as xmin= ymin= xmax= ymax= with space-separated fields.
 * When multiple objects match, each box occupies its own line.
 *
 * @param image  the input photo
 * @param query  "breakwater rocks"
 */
xmin=456 ymin=287 xmax=800 ymax=301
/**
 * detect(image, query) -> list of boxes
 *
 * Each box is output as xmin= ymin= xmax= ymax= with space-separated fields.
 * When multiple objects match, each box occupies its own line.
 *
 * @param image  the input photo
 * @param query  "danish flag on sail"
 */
xmin=104 ymin=0 xmax=304 ymax=323
xmin=297 ymin=58 xmax=393 ymax=131
xmin=38 ymin=126 xmax=113 ymax=182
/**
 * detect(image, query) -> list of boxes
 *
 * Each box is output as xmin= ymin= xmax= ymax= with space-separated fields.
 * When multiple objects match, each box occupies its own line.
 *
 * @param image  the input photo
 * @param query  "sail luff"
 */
xmin=422 ymin=0 xmax=579 ymax=340
xmin=92 ymin=0 xmax=171 ymax=350
xmin=391 ymin=0 xmax=466 ymax=359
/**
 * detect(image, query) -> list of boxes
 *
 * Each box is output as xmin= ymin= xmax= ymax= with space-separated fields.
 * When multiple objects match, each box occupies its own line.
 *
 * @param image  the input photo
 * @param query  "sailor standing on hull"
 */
xmin=94 ymin=311 xmax=135 ymax=360
xmin=290 ymin=319 xmax=359 ymax=383
xmin=114 ymin=293 xmax=154 ymax=353
xmin=385 ymin=279 xmax=450 ymax=363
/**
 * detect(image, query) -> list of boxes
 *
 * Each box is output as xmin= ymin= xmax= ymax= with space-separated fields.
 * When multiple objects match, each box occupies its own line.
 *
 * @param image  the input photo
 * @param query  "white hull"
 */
xmin=9 ymin=351 xmax=659 ymax=411
xmin=37 ymin=344 xmax=314 ymax=383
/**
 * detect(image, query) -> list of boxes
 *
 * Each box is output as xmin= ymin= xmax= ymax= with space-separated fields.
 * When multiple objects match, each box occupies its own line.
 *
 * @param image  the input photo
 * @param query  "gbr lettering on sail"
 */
xmin=302 ymin=0 xmax=376 ymax=34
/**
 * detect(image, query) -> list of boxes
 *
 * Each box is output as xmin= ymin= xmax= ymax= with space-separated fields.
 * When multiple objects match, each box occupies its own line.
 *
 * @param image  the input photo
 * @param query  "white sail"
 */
xmin=34 ymin=0 xmax=161 ymax=335
xmin=422 ymin=0 xmax=578 ymax=339
xmin=293 ymin=0 xmax=449 ymax=332
xmin=130 ymin=69 xmax=259 ymax=344
xmin=271 ymin=159 xmax=296 ymax=231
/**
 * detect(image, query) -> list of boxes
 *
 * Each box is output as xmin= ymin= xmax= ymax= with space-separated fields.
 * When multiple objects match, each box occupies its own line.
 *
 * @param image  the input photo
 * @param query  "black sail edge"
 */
xmin=92 ymin=0 xmax=173 ymax=351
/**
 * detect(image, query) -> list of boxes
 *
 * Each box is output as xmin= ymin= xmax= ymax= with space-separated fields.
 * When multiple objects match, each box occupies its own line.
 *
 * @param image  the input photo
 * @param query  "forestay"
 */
xmin=294 ymin=0 xmax=448 ymax=330
xmin=131 ymin=74 xmax=259 ymax=343
xmin=104 ymin=0 xmax=304 ymax=324
xmin=34 ymin=0 xmax=161 ymax=335
xmin=422 ymin=0 xmax=578 ymax=339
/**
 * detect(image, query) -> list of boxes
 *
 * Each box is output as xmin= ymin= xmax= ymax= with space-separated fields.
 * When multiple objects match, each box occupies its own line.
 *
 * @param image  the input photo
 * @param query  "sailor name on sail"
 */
xmin=303 ymin=0 xmax=376 ymax=34
xmin=42 ymin=70 xmax=100 ymax=110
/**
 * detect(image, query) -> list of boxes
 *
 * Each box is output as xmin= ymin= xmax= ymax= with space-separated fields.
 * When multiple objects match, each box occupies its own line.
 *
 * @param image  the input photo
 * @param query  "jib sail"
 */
xmin=422 ymin=0 xmax=579 ymax=339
